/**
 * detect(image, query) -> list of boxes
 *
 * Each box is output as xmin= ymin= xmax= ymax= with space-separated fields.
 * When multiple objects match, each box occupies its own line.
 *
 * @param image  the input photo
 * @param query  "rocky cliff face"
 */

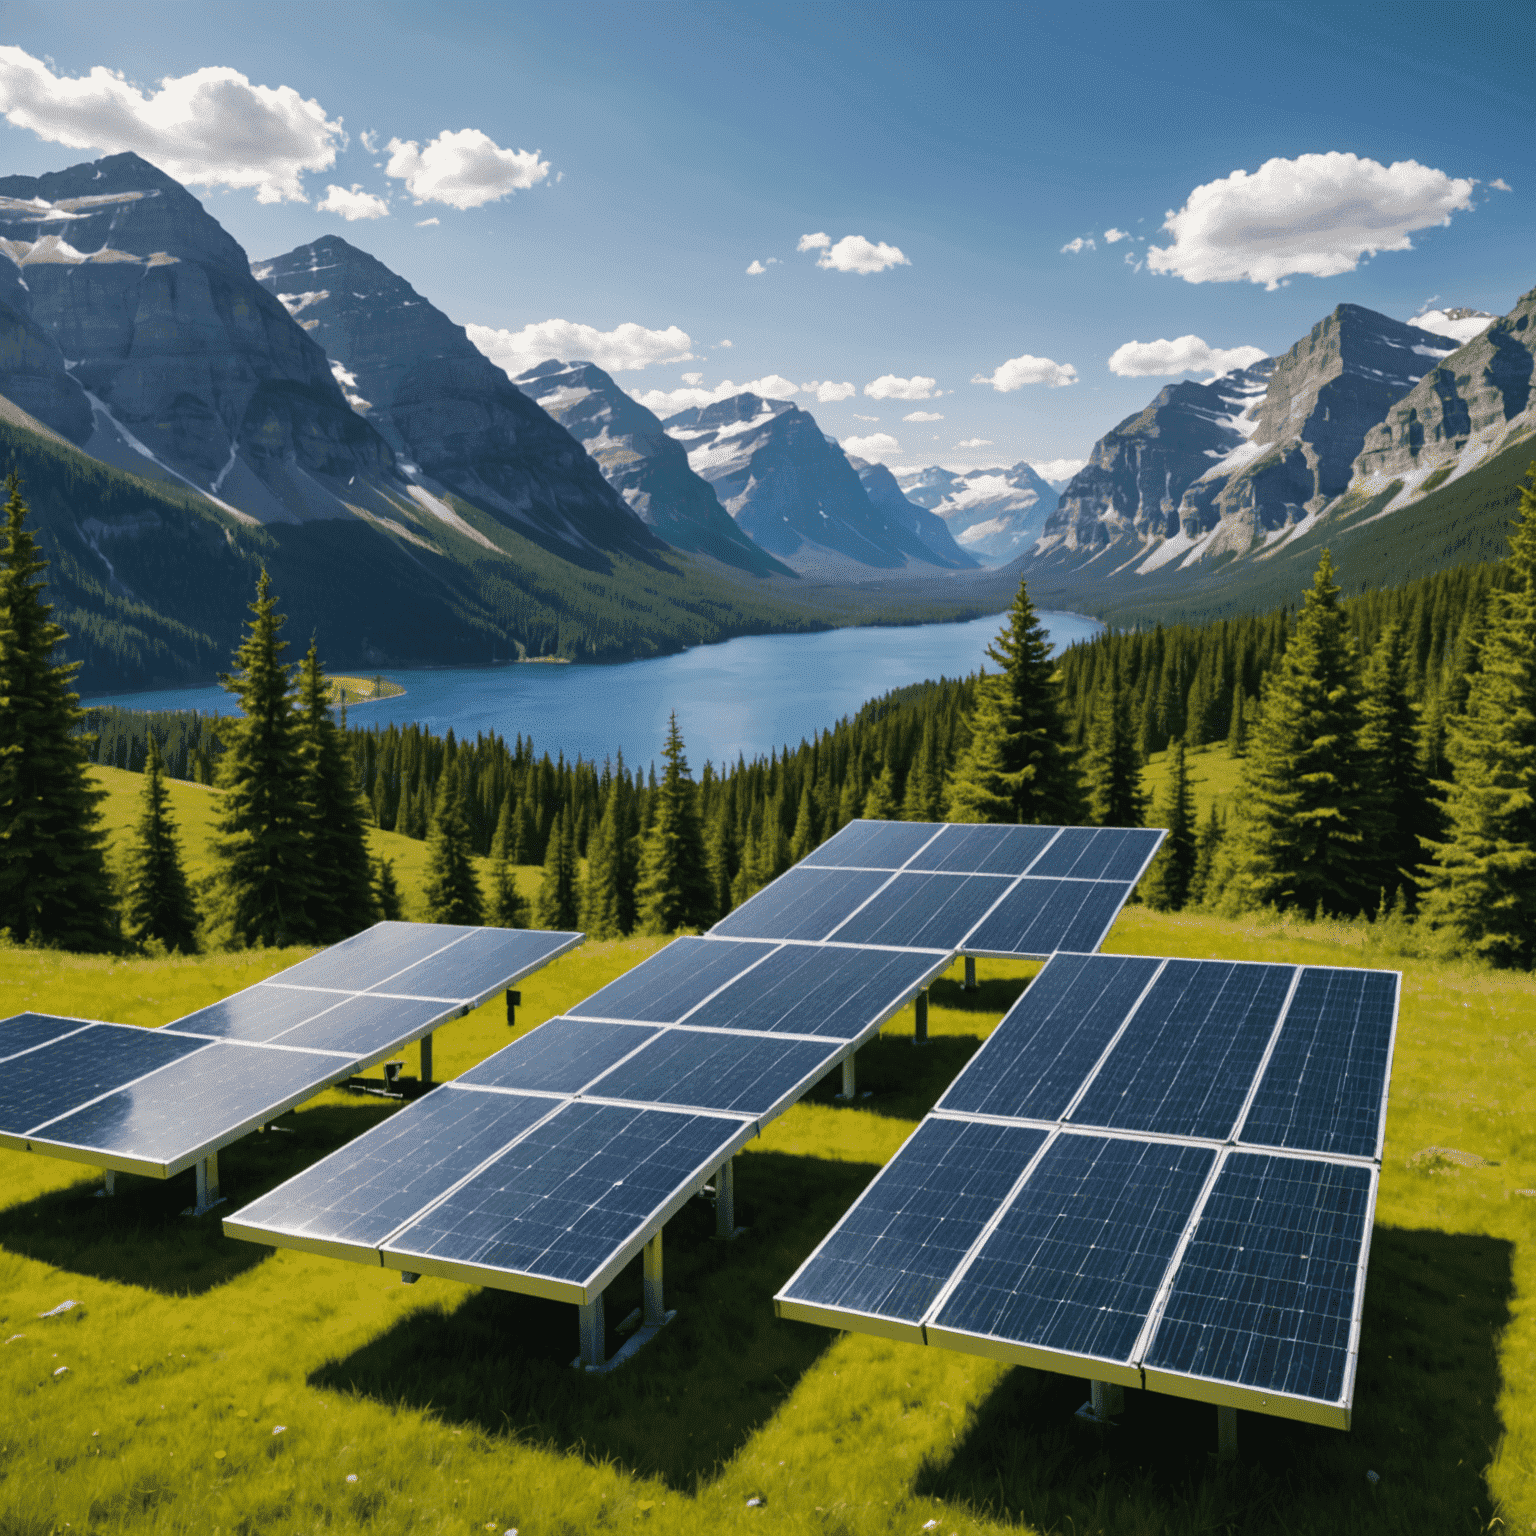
xmin=254 ymin=236 xmax=662 ymax=563
xmin=850 ymin=458 xmax=977 ymax=567
xmin=0 ymin=154 xmax=394 ymax=523
xmin=1344 ymin=285 xmax=1535 ymax=510
xmin=512 ymin=357 xmax=788 ymax=575
xmin=1032 ymin=360 xmax=1274 ymax=562
xmin=895 ymin=462 xmax=1056 ymax=565
xmin=661 ymin=393 xmax=969 ymax=575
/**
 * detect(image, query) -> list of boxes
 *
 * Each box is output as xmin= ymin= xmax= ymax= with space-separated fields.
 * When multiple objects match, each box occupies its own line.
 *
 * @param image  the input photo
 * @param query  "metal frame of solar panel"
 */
xmin=776 ymin=950 xmax=1400 ymax=1442
xmin=0 ymin=922 xmax=581 ymax=1213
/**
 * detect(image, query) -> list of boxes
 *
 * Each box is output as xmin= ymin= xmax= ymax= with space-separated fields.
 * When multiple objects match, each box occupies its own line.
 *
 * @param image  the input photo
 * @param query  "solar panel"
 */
xmin=962 ymin=877 xmax=1134 ymax=958
xmin=0 ymin=1012 xmax=96 ymax=1061
xmin=459 ymin=1017 xmax=660 ymax=1096
xmin=904 ymin=823 xmax=1060 ymax=876
xmin=570 ymin=937 xmax=775 ymax=1023
xmin=801 ymin=819 xmax=941 ymax=869
xmin=828 ymin=871 xmax=1011 ymax=950
xmin=365 ymin=926 xmax=582 ymax=1005
xmin=171 ymin=983 xmax=354 ymax=1043
xmin=271 ymin=921 xmax=479 ymax=993
xmin=264 ymin=993 xmax=459 ymax=1065
xmin=709 ymin=865 xmax=892 ymax=942
xmin=1029 ymin=826 xmax=1166 ymax=883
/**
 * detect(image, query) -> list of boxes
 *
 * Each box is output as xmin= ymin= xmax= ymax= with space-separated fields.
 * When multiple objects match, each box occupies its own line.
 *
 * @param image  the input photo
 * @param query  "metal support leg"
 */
xmin=1076 ymin=1378 xmax=1123 ymax=1425
xmin=839 ymin=1052 xmax=856 ymax=1099
xmin=914 ymin=989 xmax=929 ymax=1045
xmin=506 ymin=989 xmax=521 ymax=1028
xmin=419 ymin=1031 xmax=434 ymax=1084
xmin=189 ymin=1153 xmax=222 ymax=1217
xmin=96 ymin=1170 xmax=115 ymax=1199
xmin=643 ymin=1230 xmax=665 ymax=1328
xmin=577 ymin=1293 xmax=605 ymax=1370
xmin=714 ymin=1157 xmax=744 ymax=1240
xmin=964 ymin=956 xmax=977 ymax=991
xmin=1217 ymin=1404 xmax=1237 ymax=1460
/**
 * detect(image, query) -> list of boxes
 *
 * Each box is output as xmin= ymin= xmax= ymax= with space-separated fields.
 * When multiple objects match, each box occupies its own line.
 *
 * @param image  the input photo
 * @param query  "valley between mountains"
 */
xmin=0 ymin=150 xmax=1531 ymax=690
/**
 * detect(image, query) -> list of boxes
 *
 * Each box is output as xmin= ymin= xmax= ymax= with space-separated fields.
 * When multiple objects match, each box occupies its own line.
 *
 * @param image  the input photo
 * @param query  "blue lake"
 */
xmin=87 ymin=611 xmax=1102 ymax=771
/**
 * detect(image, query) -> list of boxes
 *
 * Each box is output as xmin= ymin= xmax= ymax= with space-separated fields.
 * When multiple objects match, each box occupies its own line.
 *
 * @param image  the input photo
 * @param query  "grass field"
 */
xmin=328 ymin=675 xmax=407 ymax=706
xmin=1 ymin=898 xmax=1531 ymax=1536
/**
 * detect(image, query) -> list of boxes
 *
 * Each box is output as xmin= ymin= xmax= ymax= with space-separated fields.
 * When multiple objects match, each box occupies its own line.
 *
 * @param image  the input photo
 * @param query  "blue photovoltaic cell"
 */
xmin=1070 ymin=961 xmax=1296 ymax=1141
xmin=369 ymin=926 xmax=577 ymax=1002
xmin=33 ymin=1043 xmax=343 ymax=1165
xmin=905 ymin=823 xmax=1060 ymax=877
xmin=585 ymin=1028 xmax=842 ymax=1116
xmin=458 ymin=1017 xmax=659 ymax=1095
xmin=273 ymin=994 xmax=453 ymax=1058
xmin=933 ymin=1134 xmax=1215 ymax=1363
xmin=801 ymin=819 xmax=940 ymax=870
xmin=274 ymin=921 xmax=476 ymax=993
xmin=0 ymin=1024 xmax=211 ymax=1137
xmin=0 ymin=1013 xmax=94 ymax=1061
xmin=938 ymin=953 xmax=1163 ymax=1121
xmin=571 ymin=937 xmax=772 ymax=1023
xmin=231 ymin=1086 xmax=556 ymax=1250
xmin=170 ymin=983 xmax=350 ymax=1043
xmin=782 ymin=1117 xmax=1046 ymax=1323
xmin=1240 ymin=968 xmax=1398 ymax=1158
xmin=830 ymin=871 xmax=1011 ymax=950
xmin=1030 ymin=827 xmax=1163 ymax=883
xmin=684 ymin=943 xmax=942 ymax=1039
xmin=1145 ymin=1152 xmax=1371 ymax=1405
xmin=387 ymin=1099 xmax=745 ymax=1286
xmin=710 ymin=866 xmax=892 ymax=943
xmin=963 ymin=877 xmax=1130 ymax=957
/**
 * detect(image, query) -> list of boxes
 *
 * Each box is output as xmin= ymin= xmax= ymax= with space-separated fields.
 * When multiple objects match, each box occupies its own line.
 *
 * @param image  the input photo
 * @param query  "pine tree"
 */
xmin=1187 ymin=805 xmax=1226 ymax=910
xmin=581 ymin=791 xmax=628 ymax=937
xmin=1082 ymin=664 xmax=1146 ymax=827
xmin=1227 ymin=685 xmax=1248 ymax=757
xmin=1358 ymin=623 xmax=1431 ymax=911
xmin=1230 ymin=550 xmax=1372 ymax=916
xmin=862 ymin=763 xmax=897 ymax=819
xmin=1141 ymin=738 xmax=1196 ymax=911
xmin=900 ymin=718 xmax=942 ymax=821
xmin=789 ymin=782 xmax=817 ymax=861
xmin=942 ymin=577 xmax=1078 ymax=824
xmin=534 ymin=808 xmax=579 ymax=928
xmin=372 ymin=857 xmax=404 ymax=921
xmin=1422 ymin=464 xmax=1536 ymax=966
xmin=635 ymin=714 xmax=713 ymax=934
xmin=0 ymin=476 xmax=117 ymax=950
xmin=423 ymin=760 xmax=484 ymax=925
xmin=122 ymin=735 xmax=199 ymax=952
xmin=295 ymin=639 xmax=377 ymax=942
xmin=209 ymin=568 xmax=315 ymax=948
xmin=487 ymin=798 xmax=528 ymax=928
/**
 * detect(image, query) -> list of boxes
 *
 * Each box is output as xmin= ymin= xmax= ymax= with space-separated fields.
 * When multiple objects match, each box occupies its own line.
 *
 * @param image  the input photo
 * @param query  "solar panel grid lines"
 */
xmin=826 ymin=869 xmax=1023 ymax=952
xmin=1222 ymin=963 xmax=1305 ymax=1145
xmin=1053 ymin=957 xmax=1170 ymax=1124
xmin=560 ymin=1014 xmax=837 ymax=1047
xmin=0 ymin=1014 xmax=97 ymax=1063
xmin=798 ymin=818 xmax=948 ymax=871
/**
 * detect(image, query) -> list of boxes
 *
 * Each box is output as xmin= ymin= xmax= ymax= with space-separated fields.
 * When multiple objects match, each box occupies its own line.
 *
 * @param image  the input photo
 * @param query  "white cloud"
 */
xmin=814 ymin=234 xmax=909 ymax=274
xmin=466 ymin=318 xmax=694 ymax=377
xmin=1148 ymin=152 xmax=1477 ymax=289
xmin=853 ymin=413 xmax=880 ymax=422
xmin=797 ymin=231 xmax=831 ymax=251
xmin=973 ymin=354 xmax=1078 ymax=391
xmin=317 ymin=183 xmax=389 ymax=221
xmin=681 ymin=372 xmax=703 ymax=386
xmin=416 ymin=216 xmax=439 ymax=227
xmin=1061 ymin=236 xmax=1095 ymax=254
xmin=630 ymin=375 xmax=801 ymax=416
xmin=842 ymin=432 xmax=901 ymax=462
xmin=718 ymin=339 xmax=733 ymax=348
xmin=955 ymin=438 xmax=993 ymax=448
xmin=385 ymin=128 xmax=549 ymax=210
xmin=1030 ymin=458 xmax=1087 ymax=482
xmin=359 ymin=129 xmax=379 ymax=155
xmin=804 ymin=379 xmax=856 ymax=402
xmin=746 ymin=260 xmax=767 ymax=276
xmin=1107 ymin=334 xmax=1269 ymax=378
xmin=903 ymin=410 xmax=943 ymax=422
xmin=0 ymin=46 xmax=341 ymax=203
xmin=1410 ymin=308 xmax=1496 ymax=345
xmin=1124 ymin=251 xmax=1143 ymax=273
xmin=1103 ymin=228 xmax=1129 ymax=243
xmin=865 ymin=373 xmax=937 ymax=400
xmin=1491 ymin=177 xmax=1512 ymax=192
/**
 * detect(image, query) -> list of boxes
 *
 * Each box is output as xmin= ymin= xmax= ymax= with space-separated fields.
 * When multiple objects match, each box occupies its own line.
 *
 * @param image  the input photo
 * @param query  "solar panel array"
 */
xmin=776 ymin=951 xmax=1400 ymax=1429
xmin=227 ymin=821 xmax=1164 ymax=1304
xmin=0 ymin=924 xmax=580 ymax=1180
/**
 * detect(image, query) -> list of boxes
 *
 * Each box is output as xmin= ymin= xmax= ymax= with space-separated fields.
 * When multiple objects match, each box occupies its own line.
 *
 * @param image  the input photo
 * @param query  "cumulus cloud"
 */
xmin=386 ymin=127 xmax=549 ymax=210
xmin=317 ymin=183 xmax=389 ymax=220
xmin=1030 ymin=458 xmax=1088 ymax=483
xmin=853 ymin=413 xmax=879 ymax=422
xmin=973 ymin=354 xmax=1078 ymax=391
xmin=631 ymin=375 xmax=800 ymax=416
xmin=841 ymin=432 xmax=901 ymax=462
xmin=1491 ymin=178 xmax=1512 ymax=192
xmin=1061 ymin=236 xmax=1095 ymax=254
xmin=903 ymin=410 xmax=944 ymax=422
xmin=1147 ymin=152 xmax=1477 ymax=289
xmin=0 ymin=46 xmax=341 ymax=202
xmin=955 ymin=438 xmax=993 ymax=448
xmin=681 ymin=372 xmax=703 ymax=386
xmin=1107 ymin=334 xmax=1269 ymax=378
xmin=467 ymin=318 xmax=694 ymax=377
xmin=359 ymin=129 xmax=379 ymax=154
xmin=865 ymin=373 xmax=937 ymax=400
xmin=1104 ymin=228 xmax=1130 ymax=243
xmin=747 ymin=260 xmax=767 ymax=276
xmin=814 ymin=234 xmax=909 ymax=274
xmin=804 ymin=379 xmax=856 ymax=402
xmin=797 ymin=232 xmax=831 ymax=251
xmin=416 ymin=216 xmax=439 ymax=227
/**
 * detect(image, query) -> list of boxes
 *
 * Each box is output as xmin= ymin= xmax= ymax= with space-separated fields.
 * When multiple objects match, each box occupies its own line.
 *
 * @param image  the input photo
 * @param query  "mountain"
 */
xmin=849 ymin=458 xmax=978 ymax=568
xmin=0 ymin=153 xmax=397 ymax=524
xmin=661 ymin=394 xmax=974 ymax=576
xmin=511 ymin=358 xmax=790 ymax=576
xmin=252 ymin=235 xmax=662 ymax=565
xmin=895 ymin=463 xmax=1058 ymax=566
xmin=1408 ymin=306 xmax=1499 ymax=346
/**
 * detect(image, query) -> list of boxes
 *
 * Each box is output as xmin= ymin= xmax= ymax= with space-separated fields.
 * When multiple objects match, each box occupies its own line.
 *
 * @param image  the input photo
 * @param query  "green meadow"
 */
xmin=1 ymin=894 xmax=1532 ymax=1536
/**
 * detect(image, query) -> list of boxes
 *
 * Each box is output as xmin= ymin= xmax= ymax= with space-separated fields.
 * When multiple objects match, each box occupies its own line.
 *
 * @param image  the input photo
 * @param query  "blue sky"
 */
xmin=3 ymin=0 xmax=1532 ymax=478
